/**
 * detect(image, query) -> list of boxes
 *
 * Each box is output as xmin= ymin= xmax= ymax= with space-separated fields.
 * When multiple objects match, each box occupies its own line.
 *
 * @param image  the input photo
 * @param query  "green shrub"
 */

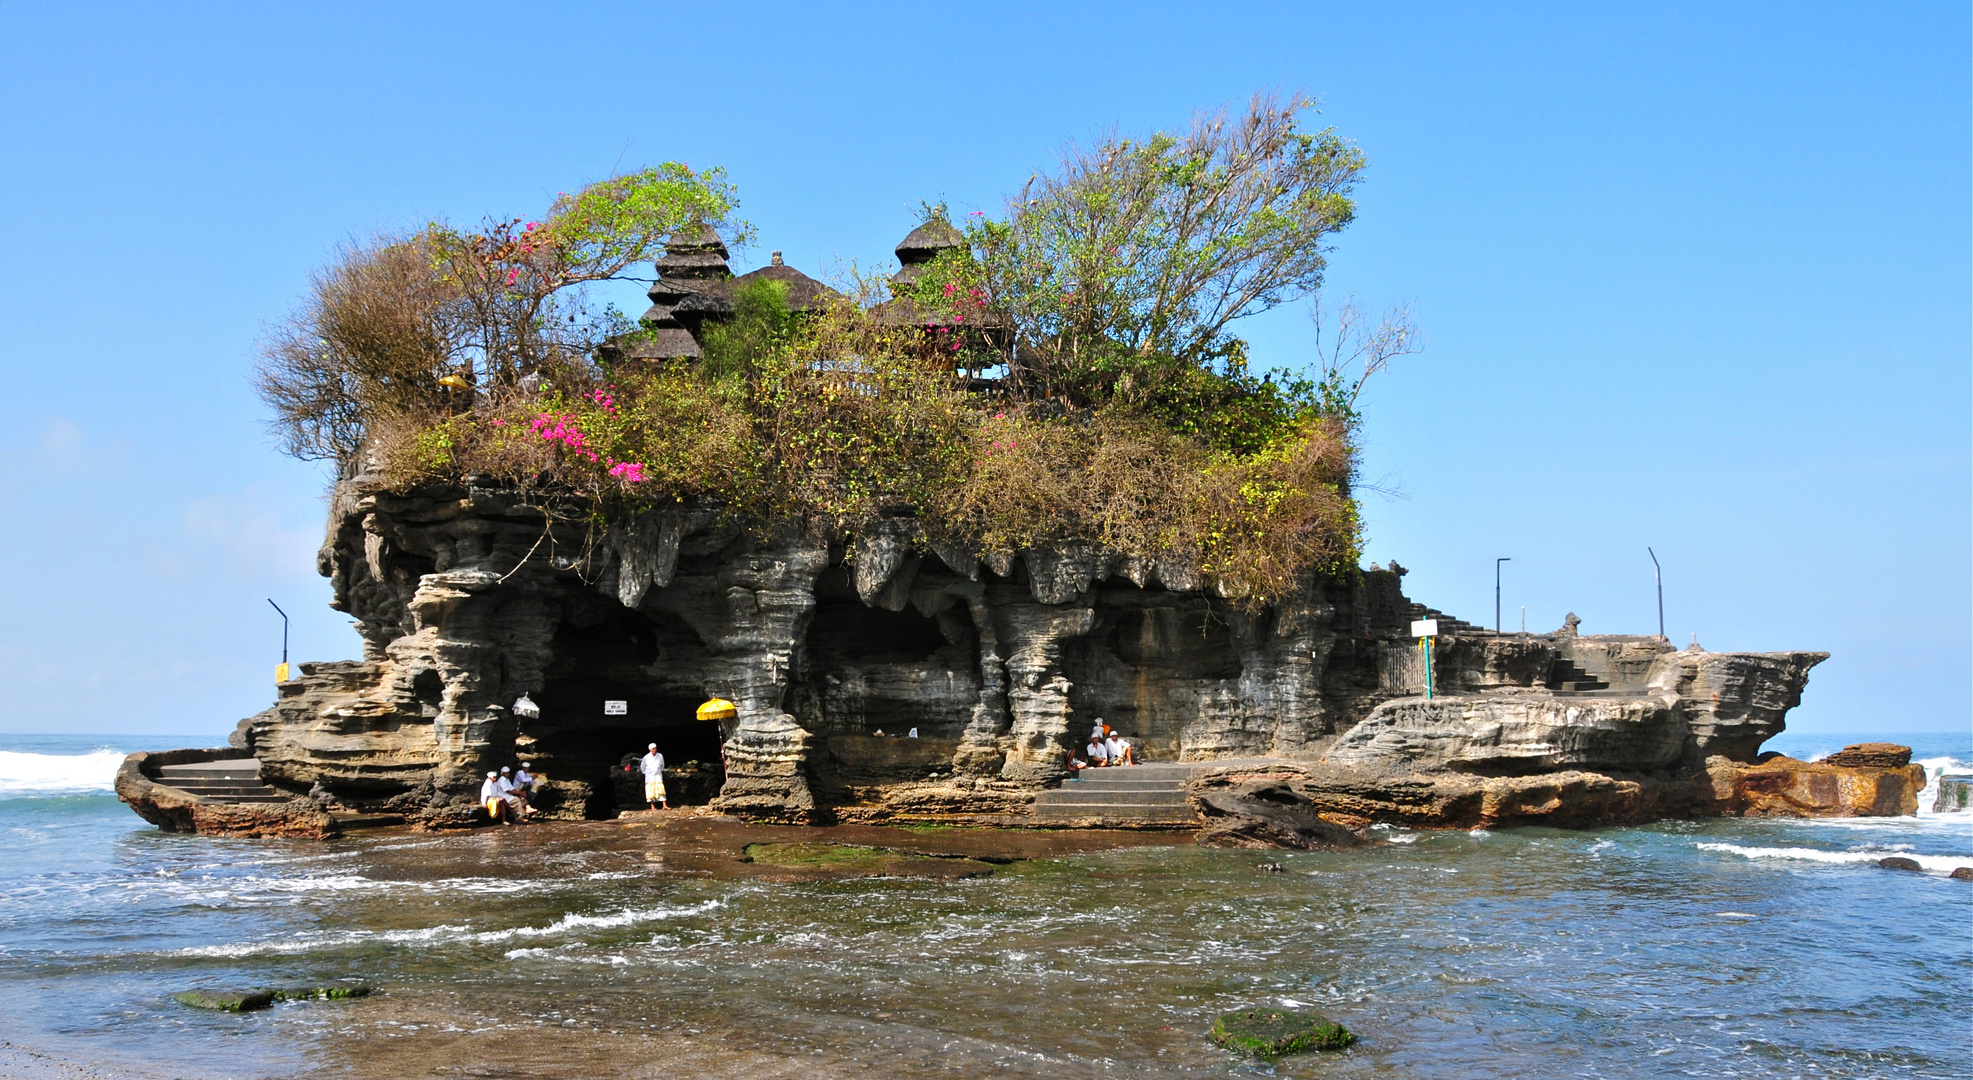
xmin=262 ymin=96 xmax=1420 ymax=605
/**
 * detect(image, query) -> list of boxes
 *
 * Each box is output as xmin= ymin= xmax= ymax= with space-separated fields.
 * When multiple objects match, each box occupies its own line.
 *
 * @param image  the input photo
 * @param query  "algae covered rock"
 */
xmin=1211 ymin=1007 xmax=1355 ymax=1056
xmin=173 ymin=985 xmax=372 ymax=1011
xmin=274 ymin=984 xmax=374 ymax=1001
xmin=173 ymin=989 xmax=275 ymax=1012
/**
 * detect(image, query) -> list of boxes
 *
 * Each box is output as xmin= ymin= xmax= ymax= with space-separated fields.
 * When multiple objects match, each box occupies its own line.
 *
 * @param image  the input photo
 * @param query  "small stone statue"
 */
xmin=1556 ymin=612 xmax=1580 ymax=637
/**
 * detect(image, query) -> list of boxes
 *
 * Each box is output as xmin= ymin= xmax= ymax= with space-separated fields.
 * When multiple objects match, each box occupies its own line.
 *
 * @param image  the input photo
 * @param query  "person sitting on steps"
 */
xmin=1085 ymin=735 xmax=1111 ymax=767
xmin=513 ymin=761 xmax=538 ymax=816
xmin=479 ymin=771 xmax=510 ymax=825
xmin=1065 ymin=747 xmax=1090 ymax=779
xmin=1105 ymin=731 xmax=1137 ymax=766
xmin=497 ymin=765 xmax=532 ymax=820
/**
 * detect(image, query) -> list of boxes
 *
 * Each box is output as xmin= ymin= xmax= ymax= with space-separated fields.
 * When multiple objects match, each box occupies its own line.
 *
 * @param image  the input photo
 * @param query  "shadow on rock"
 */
xmin=1193 ymin=778 xmax=1365 ymax=850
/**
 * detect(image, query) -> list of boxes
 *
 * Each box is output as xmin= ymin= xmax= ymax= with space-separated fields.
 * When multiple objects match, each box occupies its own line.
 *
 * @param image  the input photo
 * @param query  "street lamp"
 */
xmin=266 ymin=599 xmax=290 ymax=683
xmin=1647 ymin=548 xmax=1665 ymax=641
xmin=1496 ymin=557 xmax=1512 ymax=633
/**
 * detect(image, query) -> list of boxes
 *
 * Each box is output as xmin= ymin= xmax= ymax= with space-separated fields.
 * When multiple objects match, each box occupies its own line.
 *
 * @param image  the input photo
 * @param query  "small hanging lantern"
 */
xmin=512 ymin=694 xmax=541 ymax=718
xmin=695 ymin=698 xmax=737 ymax=722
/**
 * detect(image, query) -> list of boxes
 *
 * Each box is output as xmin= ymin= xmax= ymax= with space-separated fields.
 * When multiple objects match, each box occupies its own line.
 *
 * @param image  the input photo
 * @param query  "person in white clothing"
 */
xmin=1085 ymin=737 xmax=1111 ymax=767
xmin=1105 ymin=733 xmax=1136 ymax=765
xmin=497 ymin=765 xmax=533 ymax=818
xmin=479 ymin=771 xmax=510 ymax=824
xmin=640 ymin=743 xmax=669 ymax=810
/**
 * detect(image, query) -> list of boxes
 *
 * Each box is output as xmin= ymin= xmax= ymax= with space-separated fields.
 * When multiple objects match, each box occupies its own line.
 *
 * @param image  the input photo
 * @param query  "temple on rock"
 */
xmin=118 ymin=228 xmax=1914 ymax=839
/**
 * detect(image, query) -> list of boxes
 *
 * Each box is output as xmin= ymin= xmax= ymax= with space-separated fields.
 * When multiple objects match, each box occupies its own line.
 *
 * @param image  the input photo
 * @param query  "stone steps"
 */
xmin=1035 ymin=789 xmax=1195 ymax=807
xmin=1407 ymin=604 xmax=1490 ymax=636
xmin=158 ymin=760 xmax=262 ymax=781
xmin=152 ymin=759 xmax=289 ymax=803
xmin=1030 ymin=764 xmax=1204 ymax=826
xmin=160 ymin=789 xmax=291 ymax=802
xmin=1544 ymin=659 xmax=1610 ymax=692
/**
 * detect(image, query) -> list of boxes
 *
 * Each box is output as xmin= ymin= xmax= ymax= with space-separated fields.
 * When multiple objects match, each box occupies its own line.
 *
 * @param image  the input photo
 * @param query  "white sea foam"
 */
xmin=0 ymin=749 xmax=123 ymax=796
xmin=1916 ymin=756 xmax=1969 ymax=817
xmin=91 ymin=871 xmax=578 ymax=905
xmin=168 ymin=899 xmax=723 ymax=958
xmin=1697 ymin=842 xmax=1970 ymax=874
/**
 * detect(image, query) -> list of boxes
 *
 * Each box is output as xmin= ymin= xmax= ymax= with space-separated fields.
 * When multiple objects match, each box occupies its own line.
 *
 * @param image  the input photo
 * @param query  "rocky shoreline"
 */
xmin=115 ymin=474 xmax=1926 ymax=843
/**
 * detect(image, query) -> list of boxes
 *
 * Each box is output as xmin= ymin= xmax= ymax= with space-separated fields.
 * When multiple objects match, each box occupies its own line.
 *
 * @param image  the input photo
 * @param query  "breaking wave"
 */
xmin=0 ymin=749 xmax=123 ymax=798
xmin=1915 ymin=756 xmax=1968 ymax=816
xmin=1697 ymin=842 xmax=1969 ymax=874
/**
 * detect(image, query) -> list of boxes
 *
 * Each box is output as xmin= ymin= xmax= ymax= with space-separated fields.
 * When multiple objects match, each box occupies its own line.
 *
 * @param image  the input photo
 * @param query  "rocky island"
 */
xmin=117 ymin=100 xmax=1923 ymax=842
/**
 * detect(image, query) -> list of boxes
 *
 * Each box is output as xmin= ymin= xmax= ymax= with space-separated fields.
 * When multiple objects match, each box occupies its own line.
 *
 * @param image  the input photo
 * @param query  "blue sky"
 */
xmin=0 ymin=2 xmax=1964 ymax=737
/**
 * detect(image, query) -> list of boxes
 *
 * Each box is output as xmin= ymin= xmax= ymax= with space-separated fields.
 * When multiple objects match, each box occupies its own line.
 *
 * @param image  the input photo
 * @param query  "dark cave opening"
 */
xmin=795 ymin=571 xmax=981 ymax=791
xmin=805 ymin=597 xmax=955 ymax=664
xmin=518 ymin=597 xmax=727 ymax=816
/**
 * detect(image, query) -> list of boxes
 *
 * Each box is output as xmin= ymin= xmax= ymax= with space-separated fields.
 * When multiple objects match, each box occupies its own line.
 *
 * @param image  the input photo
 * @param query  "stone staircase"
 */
xmin=1029 ymin=763 xmax=1204 ymax=827
xmin=1544 ymin=658 xmax=1610 ymax=692
xmin=1406 ymin=603 xmax=1490 ymax=636
xmin=153 ymin=759 xmax=290 ymax=803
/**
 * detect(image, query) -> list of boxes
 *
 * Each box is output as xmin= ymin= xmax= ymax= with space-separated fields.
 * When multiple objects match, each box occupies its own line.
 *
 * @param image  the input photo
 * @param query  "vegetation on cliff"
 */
xmin=256 ymin=93 xmax=1416 ymax=602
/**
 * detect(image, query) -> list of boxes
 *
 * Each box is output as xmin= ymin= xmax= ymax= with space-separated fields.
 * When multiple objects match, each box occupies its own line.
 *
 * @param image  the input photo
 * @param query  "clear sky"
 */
xmin=0 ymin=2 xmax=1965 ymax=738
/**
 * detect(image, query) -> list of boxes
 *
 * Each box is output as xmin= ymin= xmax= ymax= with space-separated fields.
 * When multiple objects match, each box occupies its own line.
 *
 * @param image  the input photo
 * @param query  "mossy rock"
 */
xmin=740 ymin=842 xmax=994 ymax=878
xmin=173 ymin=985 xmax=372 ymax=1012
xmin=173 ymin=989 xmax=275 ymax=1012
xmin=272 ymin=985 xmax=373 ymax=1001
xmin=1211 ymin=1007 xmax=1355 ymax=1056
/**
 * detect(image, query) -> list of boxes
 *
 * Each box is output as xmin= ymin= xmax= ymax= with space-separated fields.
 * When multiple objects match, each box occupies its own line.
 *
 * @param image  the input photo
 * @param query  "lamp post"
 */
xmin=266 ymin=599 xmax=290 ymax=683
xmin=1647 ymin=548 xmax=1665 ymax=641
xmin=1496 ymin=557 xmax=1512 ymax=633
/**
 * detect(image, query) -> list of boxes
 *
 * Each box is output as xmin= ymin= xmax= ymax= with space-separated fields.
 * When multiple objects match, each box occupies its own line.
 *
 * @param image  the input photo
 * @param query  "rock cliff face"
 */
xmin=211 ymin=473 xmax=1414 ymax=826
xmin=120 ymin=469 xmax=1865 ymax=834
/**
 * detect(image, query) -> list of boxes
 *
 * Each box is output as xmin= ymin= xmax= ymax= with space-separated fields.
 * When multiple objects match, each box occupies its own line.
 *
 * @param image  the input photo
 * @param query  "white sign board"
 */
xmin=603 ymin=700 xmax=628 ymax=715
xmin=1410 ymin=619 xmax=1439 ymax=638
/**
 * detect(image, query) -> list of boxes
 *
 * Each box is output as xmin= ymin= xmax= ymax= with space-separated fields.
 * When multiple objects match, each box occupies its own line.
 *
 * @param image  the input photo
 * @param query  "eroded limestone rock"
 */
xmin=127 ymin=468 xmax=1842 ymax=835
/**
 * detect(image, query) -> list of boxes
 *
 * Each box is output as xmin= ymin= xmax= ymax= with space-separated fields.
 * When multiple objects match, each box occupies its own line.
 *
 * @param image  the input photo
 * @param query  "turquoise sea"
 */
xmin=0 ymin=729 xmax=1967 ymax=1079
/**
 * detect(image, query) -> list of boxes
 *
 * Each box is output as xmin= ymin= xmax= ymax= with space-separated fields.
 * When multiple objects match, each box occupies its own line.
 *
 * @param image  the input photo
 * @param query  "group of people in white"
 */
xmin=1068 ymin=719 xmax=1138 ymax=776
xmin=479 ymin=763 xmax=538 ymax=823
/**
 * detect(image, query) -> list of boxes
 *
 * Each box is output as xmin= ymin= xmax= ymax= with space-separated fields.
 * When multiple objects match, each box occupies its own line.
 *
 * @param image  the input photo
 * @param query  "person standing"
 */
xmin=640 ymin=743 xmax=669 ymax=810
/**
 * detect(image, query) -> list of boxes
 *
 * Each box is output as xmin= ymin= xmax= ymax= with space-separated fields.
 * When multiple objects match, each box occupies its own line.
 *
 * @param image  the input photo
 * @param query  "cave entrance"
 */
xmin=1061 ymin=591 xmax=1246 ymax=761
xmin=534 ymin=677 xmax=727 ymax=811
xmin=793 ymin=569 xmax=982 ymax=796
xmin=519 ymin=596 xmax=726 ymax=816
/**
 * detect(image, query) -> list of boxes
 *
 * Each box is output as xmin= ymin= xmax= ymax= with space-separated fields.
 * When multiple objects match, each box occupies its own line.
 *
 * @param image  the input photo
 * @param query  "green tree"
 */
xmin=257 ymin=165 xmax=747 ymax=461
xmin=941 ymin=92 xmax=1367 ymax=407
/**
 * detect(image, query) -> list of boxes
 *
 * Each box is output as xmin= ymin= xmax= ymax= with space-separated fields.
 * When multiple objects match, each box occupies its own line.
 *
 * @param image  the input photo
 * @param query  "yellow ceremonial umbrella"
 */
xmin=437 ymin=374 xmax=471 ymax=389
xmin=696 ymin=698 xmax=737 ymax=722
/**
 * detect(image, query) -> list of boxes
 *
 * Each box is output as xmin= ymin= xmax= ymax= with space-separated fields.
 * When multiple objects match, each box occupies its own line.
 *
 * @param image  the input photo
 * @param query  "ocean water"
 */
xmin=0 ymin=730 xmax=1966 ymax=1079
